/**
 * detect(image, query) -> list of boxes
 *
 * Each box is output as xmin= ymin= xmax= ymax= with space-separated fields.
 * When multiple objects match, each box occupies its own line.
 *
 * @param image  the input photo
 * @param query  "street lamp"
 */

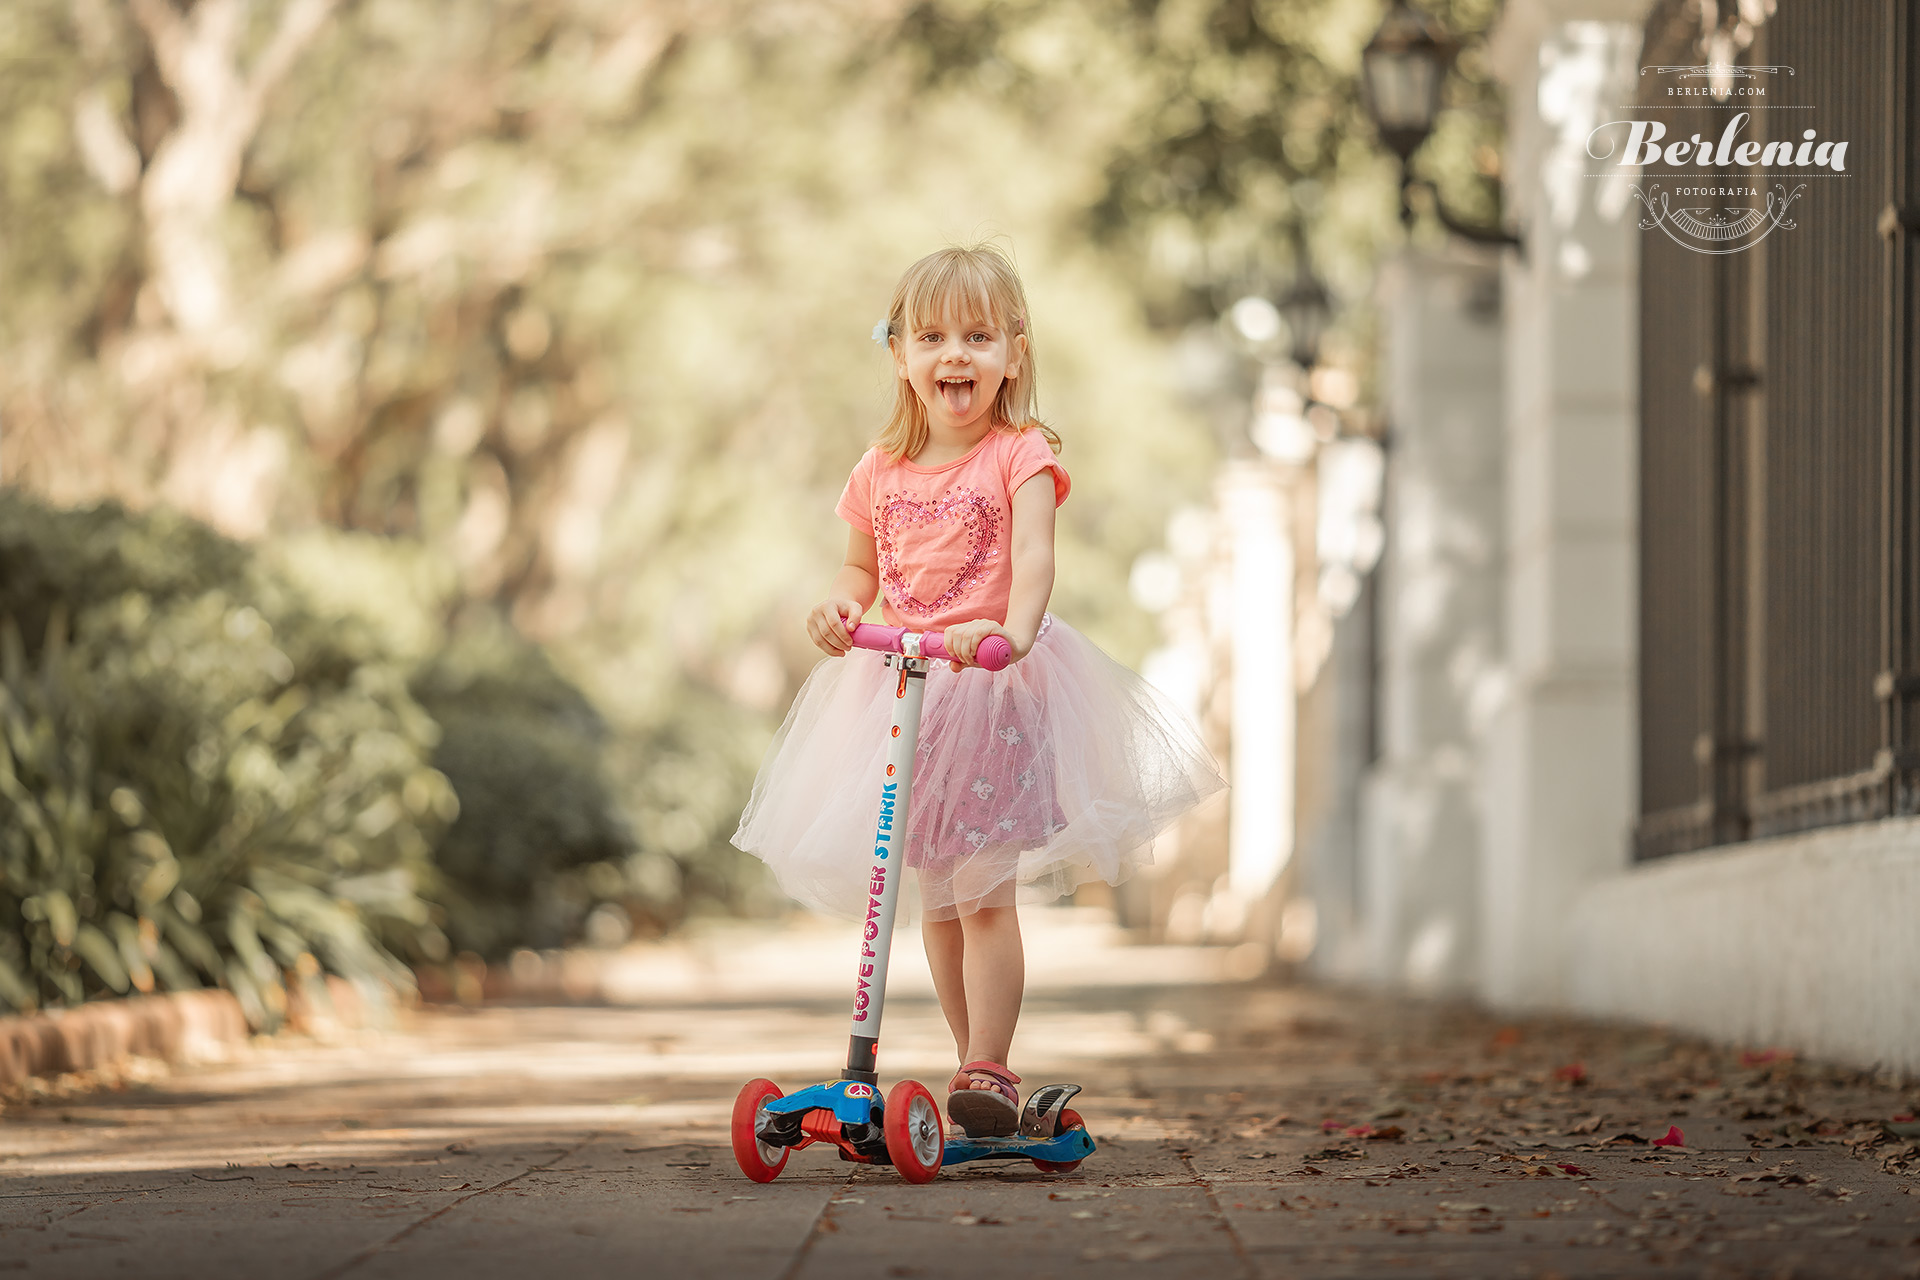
xmin=1360 ymin=1 xmax=1521 ymax=250
xmin=1277 ymin=265 xmax=1332 ymax=373
xmin=1359 ymin=2 xmax=1450 ymax=167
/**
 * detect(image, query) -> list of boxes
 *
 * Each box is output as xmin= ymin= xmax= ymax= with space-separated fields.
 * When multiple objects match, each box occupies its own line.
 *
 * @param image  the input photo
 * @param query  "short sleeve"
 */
xmin=1005 ymin=428 xmax=1070 ymax=507
xmin=835 ymin=449 xmax=876 ymax=534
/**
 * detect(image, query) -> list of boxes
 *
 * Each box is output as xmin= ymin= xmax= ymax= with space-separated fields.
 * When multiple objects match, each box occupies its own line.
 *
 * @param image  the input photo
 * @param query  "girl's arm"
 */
xmin=1001 ymin=471 xmax=1058 ymax=658
xmin=808 ymin=527 xmax=881 ymax=655
xmin=944 ymin=471 xmax=1056 ymax=666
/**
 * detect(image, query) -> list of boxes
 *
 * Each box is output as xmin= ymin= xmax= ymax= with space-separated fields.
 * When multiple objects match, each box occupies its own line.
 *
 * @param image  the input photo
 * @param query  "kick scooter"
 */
xmin=731 ymin=623 xmax=1097 ymax=1184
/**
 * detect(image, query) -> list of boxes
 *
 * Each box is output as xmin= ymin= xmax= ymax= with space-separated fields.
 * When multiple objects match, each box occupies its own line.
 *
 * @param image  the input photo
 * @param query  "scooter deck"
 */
xmin=942 ymin=1126 xmax=1095 ymax=1167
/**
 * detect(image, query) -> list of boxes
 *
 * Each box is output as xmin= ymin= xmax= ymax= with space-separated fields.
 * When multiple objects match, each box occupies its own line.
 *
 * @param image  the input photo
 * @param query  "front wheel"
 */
xmin=1033 ymin=1107 xmax=1086 ymax=1173
xmin=732 ymin=1078 xmax=789 ymax=1182
xmin=884 ymin=1080 xmax=944 ymax=1184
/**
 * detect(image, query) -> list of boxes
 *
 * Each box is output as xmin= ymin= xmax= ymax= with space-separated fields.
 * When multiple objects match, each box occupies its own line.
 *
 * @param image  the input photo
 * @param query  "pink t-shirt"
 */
xmin=836 ymin=427 xmax=1070 ymax=633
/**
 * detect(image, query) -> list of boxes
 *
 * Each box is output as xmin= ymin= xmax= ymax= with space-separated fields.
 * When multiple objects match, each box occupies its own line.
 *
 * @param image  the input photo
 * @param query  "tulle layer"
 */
xmin=732 ymin=615 xmax=1223 ymax=920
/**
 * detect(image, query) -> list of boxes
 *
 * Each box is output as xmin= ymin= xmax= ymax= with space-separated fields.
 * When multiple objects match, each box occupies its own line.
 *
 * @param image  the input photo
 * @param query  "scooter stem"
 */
xmin=843 ymin=650 xmax=929 ymax=1084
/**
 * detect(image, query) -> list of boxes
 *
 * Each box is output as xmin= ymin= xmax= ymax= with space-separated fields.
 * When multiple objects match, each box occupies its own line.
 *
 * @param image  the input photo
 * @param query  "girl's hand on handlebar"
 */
xmin=807 ymin=598 xmax=864 ymax=656
xmin=942 ymin=618 xmax=1017 ymax=671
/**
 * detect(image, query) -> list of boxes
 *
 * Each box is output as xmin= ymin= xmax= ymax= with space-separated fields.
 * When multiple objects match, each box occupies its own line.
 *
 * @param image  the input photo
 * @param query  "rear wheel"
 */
xmin=732 ymin=1078 xmax=789 ymax=1183
xmin=1033 ymin=1106 xmax=1086 ymax=1173
xmin=884 ymin=1080 xmax=944 ymax=1183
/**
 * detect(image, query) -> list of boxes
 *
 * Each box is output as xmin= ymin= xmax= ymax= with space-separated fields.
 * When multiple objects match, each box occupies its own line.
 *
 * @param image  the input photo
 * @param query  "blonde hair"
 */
xmin=875 ymin=244 xmax=1062 ymax=462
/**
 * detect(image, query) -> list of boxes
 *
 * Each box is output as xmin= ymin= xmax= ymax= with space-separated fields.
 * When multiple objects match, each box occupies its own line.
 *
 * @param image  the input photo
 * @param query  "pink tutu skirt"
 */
xmin=732 ymin=615 xmax=1224 ymax=920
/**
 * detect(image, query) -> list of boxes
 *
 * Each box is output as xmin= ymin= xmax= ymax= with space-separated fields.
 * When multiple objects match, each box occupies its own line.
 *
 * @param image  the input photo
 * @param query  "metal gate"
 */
xmin=1634 ymin=0 xmax=1920 ymax=859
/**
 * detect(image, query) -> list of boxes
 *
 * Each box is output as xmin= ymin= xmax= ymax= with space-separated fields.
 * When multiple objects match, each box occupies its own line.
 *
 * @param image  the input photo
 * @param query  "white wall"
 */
xmin=1478 ymin=18 xmax=1643 ymax=1008
xmin=1358 ymin=254 xmax=1504 ymax=994
xmin=1566 ymin=818 xmax=1920 ymax=1075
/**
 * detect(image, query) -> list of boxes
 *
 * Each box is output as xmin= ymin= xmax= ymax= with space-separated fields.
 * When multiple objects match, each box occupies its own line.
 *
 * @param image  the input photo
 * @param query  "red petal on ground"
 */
xmin=1345 ymin=1124 xmax=1374 ymax=1138
xmin=1553 ymin=1062 xmax=1587 ymax=1083
xmin=1491 ymin=1027 xmax=1522 ymax=1048
xmin=1556 ymin=1163 xmax=1590 ymax=1177
xmin=1322 ymin=1119 xmax=1345 ymax=1132
xmin=1740 ymin=1048 xmax=1793 ymax=1067
xmin=1651 ymin=1125 xmax=1685 ymax=1147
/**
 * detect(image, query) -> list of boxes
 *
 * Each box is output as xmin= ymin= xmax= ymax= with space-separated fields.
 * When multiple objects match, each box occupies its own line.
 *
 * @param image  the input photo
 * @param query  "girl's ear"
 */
xmin=891 ymin=338 xmax=908 ymax=380
xmin=1006 ymin=332 xmax=1028 ymax=380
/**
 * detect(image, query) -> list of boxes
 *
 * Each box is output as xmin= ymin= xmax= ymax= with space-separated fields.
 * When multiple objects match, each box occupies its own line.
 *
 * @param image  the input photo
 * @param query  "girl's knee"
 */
xmin=922 ymin=915 xmax=963 ymax=941
xmin=959 ymin=903 xmax=1020 ymax=933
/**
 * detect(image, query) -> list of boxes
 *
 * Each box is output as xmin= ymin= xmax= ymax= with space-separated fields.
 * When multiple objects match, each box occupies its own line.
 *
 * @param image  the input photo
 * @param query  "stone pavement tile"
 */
xmin=793 ymin=1176 xmax=1243 ymax=1280
xmin=1200 ymin=1146 xmax=1920 ymax=1279
xmin=334 ymin=1136 xmax=831 ymax=1280
xmin=0 ymin=1145 xmax=562 ymax=1280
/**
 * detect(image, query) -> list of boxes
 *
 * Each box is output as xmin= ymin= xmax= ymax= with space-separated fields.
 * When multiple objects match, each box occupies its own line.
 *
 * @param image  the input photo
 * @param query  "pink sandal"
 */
xmin=947 ymin=1060 xmax=1021 ymax=1137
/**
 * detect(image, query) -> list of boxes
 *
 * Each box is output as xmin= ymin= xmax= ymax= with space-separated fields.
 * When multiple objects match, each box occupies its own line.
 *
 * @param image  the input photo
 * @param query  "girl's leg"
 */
xmin=921 ymin=915 xmax=970 ymax=1061
xmin=956 ymin=904 xmax=1024 ymax=1088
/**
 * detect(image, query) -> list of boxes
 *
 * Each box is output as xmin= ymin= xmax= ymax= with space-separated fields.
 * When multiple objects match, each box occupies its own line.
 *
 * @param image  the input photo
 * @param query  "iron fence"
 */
xmin=1635 ymin=0 xmax=1920 ymax=858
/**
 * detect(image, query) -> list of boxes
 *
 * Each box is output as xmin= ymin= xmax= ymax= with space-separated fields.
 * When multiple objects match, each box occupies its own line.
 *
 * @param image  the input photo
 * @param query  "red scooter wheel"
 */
xmin=883 ymin=1080 xmax=944 ymax=1183
xmin=1033 ymin=1107 xmax=1086 ymax=1173
xmin=732 ymin=1078 xmax=790 ymax=1183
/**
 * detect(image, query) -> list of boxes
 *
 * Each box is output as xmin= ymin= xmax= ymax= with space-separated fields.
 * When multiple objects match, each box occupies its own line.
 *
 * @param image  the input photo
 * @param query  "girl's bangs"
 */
xmin=900 ymin=256 xmax=1015 ymax=333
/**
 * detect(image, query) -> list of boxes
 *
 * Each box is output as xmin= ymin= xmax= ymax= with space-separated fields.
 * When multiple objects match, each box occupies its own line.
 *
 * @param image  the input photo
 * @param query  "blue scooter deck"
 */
xmin=941 ymin=1126 xmax=1095 ymax=1167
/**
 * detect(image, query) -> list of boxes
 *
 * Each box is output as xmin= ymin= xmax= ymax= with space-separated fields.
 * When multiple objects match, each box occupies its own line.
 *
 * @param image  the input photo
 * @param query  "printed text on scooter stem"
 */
xmin=854 ymin=867 xmax=883 ymax=1019
xmin=874 ymin=781 xmax=896 ymax=860
xmin=852 ymin=781 xmax=899 ymax=1022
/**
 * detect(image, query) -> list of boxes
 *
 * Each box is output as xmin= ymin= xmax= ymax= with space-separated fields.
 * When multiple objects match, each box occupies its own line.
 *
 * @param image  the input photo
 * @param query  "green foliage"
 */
xmin=888 ymin=0 xmax=1505 ymax=336
xmin=0 ymin=496 xmax=457 ymax=1021
xmin=411 ymin=624 xmax=632 ymax=956
xmin=0 ymin=490 xmax=688 ymax=1015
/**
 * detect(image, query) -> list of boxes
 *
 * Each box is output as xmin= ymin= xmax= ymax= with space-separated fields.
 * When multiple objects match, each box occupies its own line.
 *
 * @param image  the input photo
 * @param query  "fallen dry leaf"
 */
xmin=1740 ymin=1049 xmax=1794 ymax=1068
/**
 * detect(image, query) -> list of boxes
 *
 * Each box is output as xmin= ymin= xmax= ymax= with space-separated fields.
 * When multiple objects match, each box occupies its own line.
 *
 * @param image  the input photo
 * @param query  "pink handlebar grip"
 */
xmin=849 ymin=624 xmax=1013 ymax=672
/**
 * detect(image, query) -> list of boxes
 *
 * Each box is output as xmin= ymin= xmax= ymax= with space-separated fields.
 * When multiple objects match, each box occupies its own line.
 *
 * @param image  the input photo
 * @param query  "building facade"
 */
xmin=1320 ymin=0 xmax=1920 ymax=1073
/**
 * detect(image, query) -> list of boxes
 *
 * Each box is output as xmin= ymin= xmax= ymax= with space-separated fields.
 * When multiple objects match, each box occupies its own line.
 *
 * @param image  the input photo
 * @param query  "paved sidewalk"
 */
xmin=2 ymin=910 xmax=1917 ymax=1279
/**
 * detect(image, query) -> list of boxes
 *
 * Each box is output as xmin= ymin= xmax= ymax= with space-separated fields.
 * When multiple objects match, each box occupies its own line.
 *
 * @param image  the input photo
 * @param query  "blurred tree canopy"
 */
xmin=0 ymin=0 xmax=1504 ymax=950
xmin=886 ymin=0 xmax=1504 ymax=332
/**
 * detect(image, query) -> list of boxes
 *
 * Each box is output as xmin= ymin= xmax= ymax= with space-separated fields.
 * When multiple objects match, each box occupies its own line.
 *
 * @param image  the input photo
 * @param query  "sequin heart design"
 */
xmin=876 ymin=489 xmax=1001 ymax=616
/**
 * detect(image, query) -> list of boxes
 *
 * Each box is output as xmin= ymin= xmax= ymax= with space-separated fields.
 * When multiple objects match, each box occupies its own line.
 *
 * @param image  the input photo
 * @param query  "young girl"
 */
xmin=733 ymin=244 xmax=1221 ymax=1137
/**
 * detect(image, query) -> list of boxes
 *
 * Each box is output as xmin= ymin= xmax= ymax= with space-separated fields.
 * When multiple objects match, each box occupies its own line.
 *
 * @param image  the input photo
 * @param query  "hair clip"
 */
xmin=871 ymin=319 xmax=891 ymax=347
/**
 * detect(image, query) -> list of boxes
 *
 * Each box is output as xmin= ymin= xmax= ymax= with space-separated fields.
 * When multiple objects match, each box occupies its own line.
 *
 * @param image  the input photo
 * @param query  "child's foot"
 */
xmin=946 ymin=1060 xmax=1021 ymax=1137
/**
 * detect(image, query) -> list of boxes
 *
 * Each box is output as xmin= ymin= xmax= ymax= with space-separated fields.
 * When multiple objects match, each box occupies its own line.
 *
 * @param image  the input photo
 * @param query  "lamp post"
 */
xmin=1277 ymin=264 xmax=1332 ymax=374
xmin=1361 ymin=1 xmax=1521 ymax=250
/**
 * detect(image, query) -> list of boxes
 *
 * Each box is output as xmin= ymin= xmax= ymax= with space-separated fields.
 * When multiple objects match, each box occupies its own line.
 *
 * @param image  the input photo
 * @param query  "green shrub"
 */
xmin=411 ymin=624 xmax=636 ymax=957
xmin=0 ymin=592 xmax=454 ymax=1024
xmin=0 ymin=494 xmax=454 ymax=1021
xmin=0 ymin=490 xmax=773 ymax=1005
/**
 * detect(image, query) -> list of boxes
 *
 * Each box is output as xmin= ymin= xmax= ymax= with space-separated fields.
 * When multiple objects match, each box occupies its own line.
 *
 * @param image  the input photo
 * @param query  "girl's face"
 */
xmin=893 ymin=305 xmax=1026 ymax=434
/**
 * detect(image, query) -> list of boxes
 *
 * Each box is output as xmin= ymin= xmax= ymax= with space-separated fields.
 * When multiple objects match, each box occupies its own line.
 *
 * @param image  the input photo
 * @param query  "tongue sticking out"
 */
xmin=939 ymin=379 xmax=975 ymax=416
